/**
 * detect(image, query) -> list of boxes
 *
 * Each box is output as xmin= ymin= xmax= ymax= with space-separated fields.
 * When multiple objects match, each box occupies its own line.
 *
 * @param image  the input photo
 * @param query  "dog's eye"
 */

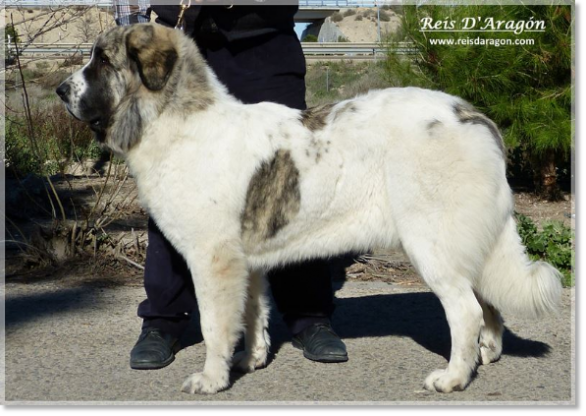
xmin=100 ymin=54 xmax=110 ymax=65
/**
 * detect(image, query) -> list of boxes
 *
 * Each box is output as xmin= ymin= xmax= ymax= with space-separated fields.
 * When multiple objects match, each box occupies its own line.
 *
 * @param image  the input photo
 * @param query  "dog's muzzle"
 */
xmin=56 ymin=79 xmax=105 ymax=136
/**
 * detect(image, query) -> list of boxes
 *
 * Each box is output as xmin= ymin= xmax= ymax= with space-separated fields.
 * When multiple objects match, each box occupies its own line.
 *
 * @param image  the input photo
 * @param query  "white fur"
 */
xmin=123 ymin=85 xmax=562 ymax=394
xmin=67 ymin=31 xmax=563 ymax=394
xmin=65 ymin=58 xmax=91 ymax=116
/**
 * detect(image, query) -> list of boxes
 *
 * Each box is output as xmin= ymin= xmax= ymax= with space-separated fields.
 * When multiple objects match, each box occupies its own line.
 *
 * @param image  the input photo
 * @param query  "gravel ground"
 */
xmin=3 ymin=277 xmax=575 ymax=405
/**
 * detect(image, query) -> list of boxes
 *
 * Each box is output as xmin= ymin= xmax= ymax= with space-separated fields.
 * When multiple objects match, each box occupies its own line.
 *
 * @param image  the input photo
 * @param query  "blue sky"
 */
xmin=295 ymin=22 xmax=310 ymax=39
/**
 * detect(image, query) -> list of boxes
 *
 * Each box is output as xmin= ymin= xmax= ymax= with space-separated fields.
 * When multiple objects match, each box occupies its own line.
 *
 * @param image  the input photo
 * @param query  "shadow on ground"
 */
xmin=5 ymin=279 xmax=550 ymax=366
xmin=5 ymin=278 xmax=125 ymax=330
xmin=174 ymin=284 xmax=551 ymax=365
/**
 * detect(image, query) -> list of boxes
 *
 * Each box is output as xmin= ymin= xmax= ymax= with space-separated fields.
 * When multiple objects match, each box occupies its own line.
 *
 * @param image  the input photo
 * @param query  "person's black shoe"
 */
xmin=292 ymin=323 xmax=348 ymax=363
xmin=130 ymin=328 xmax=181 ymax=370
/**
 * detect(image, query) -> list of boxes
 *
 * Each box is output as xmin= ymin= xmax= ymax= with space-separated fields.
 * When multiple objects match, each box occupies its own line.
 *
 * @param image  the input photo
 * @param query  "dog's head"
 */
xmin=56 ymin=24 xmax=183 ymax=152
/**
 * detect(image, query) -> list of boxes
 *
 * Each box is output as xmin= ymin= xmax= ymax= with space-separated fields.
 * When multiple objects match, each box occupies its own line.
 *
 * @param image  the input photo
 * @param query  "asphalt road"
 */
xmin=3 ymin=277 xmax=575 ymax=404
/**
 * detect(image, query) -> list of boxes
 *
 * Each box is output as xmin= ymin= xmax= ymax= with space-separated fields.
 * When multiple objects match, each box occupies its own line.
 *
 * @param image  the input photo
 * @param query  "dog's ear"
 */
xmin=126 ymin=24 xmax=178 ymax=91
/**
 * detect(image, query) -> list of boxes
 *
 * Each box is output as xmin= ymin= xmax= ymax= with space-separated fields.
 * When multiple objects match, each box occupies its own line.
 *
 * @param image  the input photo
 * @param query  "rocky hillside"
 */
xmin=302 ymin=7 xmax=402 ymax=43
xmin=3 ymin=6 xmax=401 ymax=46
xmin=2 ymin=7 xmax=115 ymax=45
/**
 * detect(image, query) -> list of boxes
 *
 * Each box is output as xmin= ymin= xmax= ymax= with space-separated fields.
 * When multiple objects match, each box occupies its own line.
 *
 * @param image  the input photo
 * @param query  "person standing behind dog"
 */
xmin=113 ymin=0 xmax=349 ymax=370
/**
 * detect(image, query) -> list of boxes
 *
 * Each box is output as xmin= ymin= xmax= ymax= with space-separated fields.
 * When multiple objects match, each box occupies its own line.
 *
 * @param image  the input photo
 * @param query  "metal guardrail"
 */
xmin=6 ymin=41 xmax=418 ymax=62
xmin=2 ymin=0 xmax=374 ymax=6
xmin=303 ymin=41 xmax=415 ymax=52
xmin=299 ymin=1 xmax=379 ymax=7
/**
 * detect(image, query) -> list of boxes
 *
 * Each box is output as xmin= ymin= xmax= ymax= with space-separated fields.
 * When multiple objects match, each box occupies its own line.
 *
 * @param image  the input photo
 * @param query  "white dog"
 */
xmin=56 ymin=23 xmax=562 ymax=394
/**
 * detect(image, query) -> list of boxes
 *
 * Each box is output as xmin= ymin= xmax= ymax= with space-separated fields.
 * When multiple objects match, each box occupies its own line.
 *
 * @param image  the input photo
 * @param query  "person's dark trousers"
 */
xmin=138 ymin=29 xmax=335 ymax=338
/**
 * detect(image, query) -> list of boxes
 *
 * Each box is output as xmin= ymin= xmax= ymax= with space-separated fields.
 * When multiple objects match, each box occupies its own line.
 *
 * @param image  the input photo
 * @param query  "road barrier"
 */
xmin=5 ymin=41 xmax=418 ymax=64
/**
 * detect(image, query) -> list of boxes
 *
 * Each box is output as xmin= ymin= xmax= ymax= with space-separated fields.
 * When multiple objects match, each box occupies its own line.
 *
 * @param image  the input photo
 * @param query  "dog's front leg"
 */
xmin=232 ymin=270 xmax=271 ymax=373
xmin=181 ymin=242 xmax=249 ymax=394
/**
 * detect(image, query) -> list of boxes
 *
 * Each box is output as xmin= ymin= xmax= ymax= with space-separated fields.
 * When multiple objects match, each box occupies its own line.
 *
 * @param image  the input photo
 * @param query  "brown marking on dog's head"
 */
xmin=126 ymin=24 xmax=178 ymax=91
xmin=58 ymin=23 xmax=216 ymax=155
xmin=241 ymin=150 xmax=301 ymax=246
xmin=300 ymin=104 xmax=335 ymax=131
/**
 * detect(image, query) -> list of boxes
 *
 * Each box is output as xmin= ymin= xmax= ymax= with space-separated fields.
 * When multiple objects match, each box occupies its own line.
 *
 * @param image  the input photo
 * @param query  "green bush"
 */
xmin=5 ymin=24 xmax=20 ymax=44
xmin=35 ymin=61 xmax=50 ymax=72
xmin=516 ymin=213 xmax=574 ymax=287
xmin=385 ymin=4 xmax=572 ymax=199
xmin=302 ymin=34 xmax=318 ymax=42
xmin=59 ymin=54 xmax=83 ymax=68
xmin=5 ymin=103 xmax=95 ymax=177
xmin=305 ymin=61 xmax=391 ymax=107
xmin=5 ymin=121 xmax=42 ymax=175
xmin=343 ymin=9 xmax=356 ymax=17
xmin=331 ymin=12 xmax=344 ymax=22
xmin=38 ymin=69 xmax=71 ymax=90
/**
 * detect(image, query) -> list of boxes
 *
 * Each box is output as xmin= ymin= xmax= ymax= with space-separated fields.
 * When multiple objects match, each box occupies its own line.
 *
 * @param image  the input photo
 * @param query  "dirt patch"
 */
xmin=514 ymin=191 xmax=574 ymax=227
xmin=4 ymin=167 xmax=147 ymax=287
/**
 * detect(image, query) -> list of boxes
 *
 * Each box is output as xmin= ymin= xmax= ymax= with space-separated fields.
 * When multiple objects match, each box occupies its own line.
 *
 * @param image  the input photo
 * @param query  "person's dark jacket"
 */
xmin=150 ymin=5 xmax=299 ymax=42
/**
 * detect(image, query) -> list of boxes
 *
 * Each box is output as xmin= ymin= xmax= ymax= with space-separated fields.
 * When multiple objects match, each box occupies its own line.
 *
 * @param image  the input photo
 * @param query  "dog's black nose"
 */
xmin=56 ymin=83 xmax=70 ymax=103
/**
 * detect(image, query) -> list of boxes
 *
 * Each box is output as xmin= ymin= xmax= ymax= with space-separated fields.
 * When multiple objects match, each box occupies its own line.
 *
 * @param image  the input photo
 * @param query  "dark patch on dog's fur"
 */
xmin=177 ymin=46 xmax=216 ymax=111
xmin=241 ymin=150 xmax=301 ymax=244
xmin=300 ymin=104 xmax=335 ymax=131
xmin=306 ymin=136 xmax=324 ymax=164
xmin=427 ymin=119 xmax=442 ymax=131
xmin=109 ymin=96 xmax=143 ymax=152
xmin=454 ymin=104 xmax=505 ymax=155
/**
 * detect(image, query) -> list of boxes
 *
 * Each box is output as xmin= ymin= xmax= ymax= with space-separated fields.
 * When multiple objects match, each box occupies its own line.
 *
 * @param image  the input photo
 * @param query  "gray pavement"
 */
xmin=3 ymin=277 xmax=575 ymax=404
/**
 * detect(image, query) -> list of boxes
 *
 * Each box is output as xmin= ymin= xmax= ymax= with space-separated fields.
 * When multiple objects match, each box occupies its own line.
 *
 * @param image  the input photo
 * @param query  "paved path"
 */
xmin=3 ymin=278 xmax=574 ymax=404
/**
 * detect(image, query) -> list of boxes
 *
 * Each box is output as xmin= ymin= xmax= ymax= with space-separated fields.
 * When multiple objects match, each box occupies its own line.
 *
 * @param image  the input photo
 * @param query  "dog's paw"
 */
xmin=424 ymin=369 xmax=468 ymax=393
xmin=231 ymin=349 xmax=268 ymax=373
xmin=480 ymin=341 xmax=502 ymax=365
xmin=181 ymin=372 xmax=229 ymax=394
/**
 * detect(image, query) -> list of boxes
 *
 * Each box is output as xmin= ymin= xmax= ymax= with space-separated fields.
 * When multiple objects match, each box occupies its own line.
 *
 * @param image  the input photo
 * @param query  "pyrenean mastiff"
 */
xmin=57 ymin=23 xmax=562 ymax=395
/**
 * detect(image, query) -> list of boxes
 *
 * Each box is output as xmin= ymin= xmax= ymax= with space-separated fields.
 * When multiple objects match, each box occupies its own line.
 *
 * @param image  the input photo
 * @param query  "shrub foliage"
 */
xmin=384 ymin=4 xmax=573 ymax=200
xmin=516 ymin=213 xmax=574 ymax=287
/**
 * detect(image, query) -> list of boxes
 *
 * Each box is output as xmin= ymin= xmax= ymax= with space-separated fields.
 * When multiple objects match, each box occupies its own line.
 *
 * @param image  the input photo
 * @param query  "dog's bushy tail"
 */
xmin=478 ymin=216 xmax=563 ymax=318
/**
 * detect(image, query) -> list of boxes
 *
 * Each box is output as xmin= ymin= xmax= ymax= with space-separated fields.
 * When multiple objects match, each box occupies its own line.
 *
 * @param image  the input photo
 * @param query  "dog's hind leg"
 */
xmin=424 ymin=275 xmax=482 ymax=392
xmin=401 ymin=241 xmax=483 ymax=393
xmin=475 ymin=294 xmax=504 ymax=365
xmin=181 ymin=241 xmax=249 ymax=394
xmin=232 ymin=270 xmax=271 ymax=373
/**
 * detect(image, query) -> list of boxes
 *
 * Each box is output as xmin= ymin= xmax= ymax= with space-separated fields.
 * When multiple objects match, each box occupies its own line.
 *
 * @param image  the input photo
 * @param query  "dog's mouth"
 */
xmin=88 ymin=117 xmax=108 ymax=141
xmin=75 ymin=112 xmax=104 ymax=131
xmin=65 ymin=107 xmax=104 ymax=130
